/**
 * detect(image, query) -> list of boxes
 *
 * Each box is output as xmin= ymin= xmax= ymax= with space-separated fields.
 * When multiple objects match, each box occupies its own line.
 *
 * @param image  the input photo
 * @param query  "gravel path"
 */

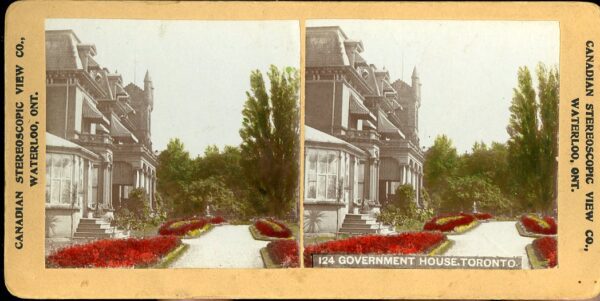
xmin=445 ymin=221 xmax=535 ymax=269
xmin=169 ymin=225 xmax=268 ymax=268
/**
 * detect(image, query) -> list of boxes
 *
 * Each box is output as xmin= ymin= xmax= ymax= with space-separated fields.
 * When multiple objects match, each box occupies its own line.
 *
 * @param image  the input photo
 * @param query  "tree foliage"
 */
xmin=157 ymin=141 xmax=253 ymax=219
xmin=443 ymin=176 xmax=510 ymax=215
xmin=239 ymin=65 xmax=300 ymax=218
xmin=155 ymin=66 xmax=299 ymax=221
xmin=507 ymin=64 xmax=559 ymax=213
xmin=423 ymin=135 xmax=460 ymax=211
xmin=422 ymin=63 xmax=558 ymax=216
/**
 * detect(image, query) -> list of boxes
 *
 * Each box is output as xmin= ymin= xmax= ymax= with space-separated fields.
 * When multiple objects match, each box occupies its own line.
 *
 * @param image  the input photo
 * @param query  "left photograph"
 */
xmin=43 ymin=19 xmax=301 ymax=269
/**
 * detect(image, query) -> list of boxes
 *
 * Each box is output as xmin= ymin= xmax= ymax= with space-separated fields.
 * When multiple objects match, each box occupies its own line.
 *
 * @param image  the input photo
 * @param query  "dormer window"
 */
xmin=361 ymin=69 xmax=369 ymax=79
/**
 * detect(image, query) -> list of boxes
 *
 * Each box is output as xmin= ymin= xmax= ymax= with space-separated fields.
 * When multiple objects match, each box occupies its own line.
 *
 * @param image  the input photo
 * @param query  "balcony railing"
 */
xmin=77 ymin=133 xmax=113 ymax=145
xmin=344 ymin=128 xmax=381 ymax=141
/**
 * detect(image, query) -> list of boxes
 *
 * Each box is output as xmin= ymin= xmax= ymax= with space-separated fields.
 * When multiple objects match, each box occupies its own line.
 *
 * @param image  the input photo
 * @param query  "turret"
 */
xmin=411 ymin=66 xmax=421 ymax=104
xmin=144 ymin=70 xmax=154 ymax=110
xmin=141 ymin=70 xmax=153 ymax=150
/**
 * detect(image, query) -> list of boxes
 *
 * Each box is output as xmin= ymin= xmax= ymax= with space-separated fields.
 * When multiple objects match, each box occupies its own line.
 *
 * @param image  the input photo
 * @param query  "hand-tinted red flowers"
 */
xmin=158 ymin=216 xmax=226 ymax=236
xmin=533 ymin=236 xmax=557 ymax=267
xmin=423 ymin=213 xmax=476 ymax=232
xmin=520 ymin=214 xmax=557 ymax=235
xmin=303 ymin=232 xmax=445 ymax=267
xmin=254 ymin=218 xmax=292 ymax=238
xmin=267 ymin=239 xmax=299 ymax=268
xmin=47 ymin=236 xmax=181 ymax=268
xmin=473 ymin=213 xmax=493 ymax=220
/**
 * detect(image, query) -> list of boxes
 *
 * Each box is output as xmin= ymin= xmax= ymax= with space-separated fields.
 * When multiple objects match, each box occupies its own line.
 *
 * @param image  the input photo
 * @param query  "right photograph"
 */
xmin=302 ymin=20 xmax=559 ymax=269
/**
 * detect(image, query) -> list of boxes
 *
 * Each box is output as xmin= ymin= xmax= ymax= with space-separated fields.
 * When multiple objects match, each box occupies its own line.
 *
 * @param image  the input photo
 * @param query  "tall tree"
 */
xmin=507 ymin=64 xmax=559 ymax=213
xmin=239 ymin=66 xmax=300 ymax=218
xmin=537 ymin=64 xmax=560 ymax=214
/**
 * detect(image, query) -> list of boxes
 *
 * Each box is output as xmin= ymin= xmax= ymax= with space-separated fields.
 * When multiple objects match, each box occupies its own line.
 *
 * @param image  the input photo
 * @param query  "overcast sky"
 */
xmin=309 ymin=20 xmax=559 ymax=153
xmin=46 ymin=19 xmax=300 ymax=157
xmin=47 ymin=19 xmax=558 ymax=155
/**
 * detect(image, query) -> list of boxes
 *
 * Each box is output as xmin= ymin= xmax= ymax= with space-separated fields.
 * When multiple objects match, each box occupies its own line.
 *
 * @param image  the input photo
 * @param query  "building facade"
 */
xmin=304 ymin=26 xmax=424 ymax=234
xmin=45 ymin=30 xmax=158 ymax=239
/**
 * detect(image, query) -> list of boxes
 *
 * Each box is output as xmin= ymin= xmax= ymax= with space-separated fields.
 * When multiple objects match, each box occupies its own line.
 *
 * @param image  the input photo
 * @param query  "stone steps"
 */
xmin=74 ymin=218 xmax=115 ymax=239
xmin=339 ymin=213 xmax=394 ymax=235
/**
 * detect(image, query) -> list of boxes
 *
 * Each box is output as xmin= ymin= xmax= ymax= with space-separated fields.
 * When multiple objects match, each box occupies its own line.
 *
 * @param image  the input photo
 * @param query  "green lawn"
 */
xmin=130 ymin=225 xmax=159 ymax=237
xmin=303 ymin=233 xmax=351 ymax=246
xmin=284 ymin=221 xmax=300 ymax=239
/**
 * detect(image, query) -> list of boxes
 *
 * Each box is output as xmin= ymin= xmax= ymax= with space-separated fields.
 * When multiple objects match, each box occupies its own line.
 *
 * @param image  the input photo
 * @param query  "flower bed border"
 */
xmin=249 ymin=224 xmax=293 ymax=241
xmin=153 ymin=243 xmax=190 ymax=268
xmin=158 ymin=216 xmax=225 ymax=237
xmin=423 ymin=213 xmax=479 ymax=234
xmin=182 ymin=224 xmax=214 ymax=239
xmin=516 ymin=221 xmax=557 ymax=238
xmin=525 ymin=243 xmax=550 ymax=269
xmin=260 ymin=247 xmax=282 ymax=269
xmin=426 ymin=238 xmax=454 ymax=256
xmin=446 ymin=220 xmax=480 ymax=235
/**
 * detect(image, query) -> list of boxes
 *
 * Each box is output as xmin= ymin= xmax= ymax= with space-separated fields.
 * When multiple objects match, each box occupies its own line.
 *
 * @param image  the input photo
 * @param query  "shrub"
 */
xmin=254 ymin=218 xmax=292 ymax=238
xmin=473 ymin=213 xmax=493 ymax=220
xmin=267 ymin=239 xmax=299 ymax=268
xmin=47 ymin=236 xmax=181 ymax=268
xmin=304 ymin=232 xmax=445 ymax=267
xmin=113 ymin=188 xmax=157 ymax=232
xmin=423 ymin=213 xmax=476 ymax=232
xmin=520 ymin=214 xmax=557 ymax=235
xmin=533 ymin=236 xmax=557 ymax=267
xmin=378 ymin=204 xmax=434 ymax=231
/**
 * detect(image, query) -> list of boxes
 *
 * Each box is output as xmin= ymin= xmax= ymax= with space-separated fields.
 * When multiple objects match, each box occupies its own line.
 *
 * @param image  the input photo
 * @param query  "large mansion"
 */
xmin=45 ymin=30 xmax=158 ymax=239
xmin=304 ymin=26 xmax=425 ymax=234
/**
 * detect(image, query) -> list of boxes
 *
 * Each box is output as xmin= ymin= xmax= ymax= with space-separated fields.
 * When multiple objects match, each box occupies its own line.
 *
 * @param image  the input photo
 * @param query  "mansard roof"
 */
xmin=46 ymin=30 xmax=84 ymax=70
xmin=306 ymin=26 xmax=352 ymax=67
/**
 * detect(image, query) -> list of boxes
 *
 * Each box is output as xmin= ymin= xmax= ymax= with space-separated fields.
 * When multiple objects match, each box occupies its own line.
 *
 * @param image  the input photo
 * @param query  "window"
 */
xmin=305 ymin=149 xmax=340 ymax=201
xmin=91 ymin=166 xmax=99 ymax=206
xmin=122 ymin=185 xmax=133 ymax=199
xmin=355 ymin=161 xmax=364 ymax=201
xmin=45 ymin=153 xmax=83 ymax=205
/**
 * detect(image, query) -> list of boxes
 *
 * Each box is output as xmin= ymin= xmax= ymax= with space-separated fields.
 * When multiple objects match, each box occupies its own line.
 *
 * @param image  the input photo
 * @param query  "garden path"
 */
xmin=444 ymin=221 xmax=535 ymax=269
xmin=169 ymin=225 xmax=268 ymax=268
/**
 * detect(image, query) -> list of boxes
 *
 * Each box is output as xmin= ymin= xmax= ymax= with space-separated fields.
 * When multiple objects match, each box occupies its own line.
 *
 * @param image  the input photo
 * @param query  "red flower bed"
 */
xmin=303 ymin=232 xmax=445 ymax=267
xmin=158 ymin=216 xmax=226 ymax=236
xmin=474 ymin=213 xmax=493 ymax=220
xmin=210 ymin=216 xmax=226 ymax=224
xmin=47 ymin=236 xmax=181 ymax=268
xmin=520 ymin=214 xmax=557 ymax=235
xmin=254 ymin=218 xmax=292 ymax=238
xmin=423 ymin=213 xmax=476 ymax=232
xmin=266 ymin=239 xmax=299 ymax=268
xmin=533 ymin=236 xmax=557 ymax=267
